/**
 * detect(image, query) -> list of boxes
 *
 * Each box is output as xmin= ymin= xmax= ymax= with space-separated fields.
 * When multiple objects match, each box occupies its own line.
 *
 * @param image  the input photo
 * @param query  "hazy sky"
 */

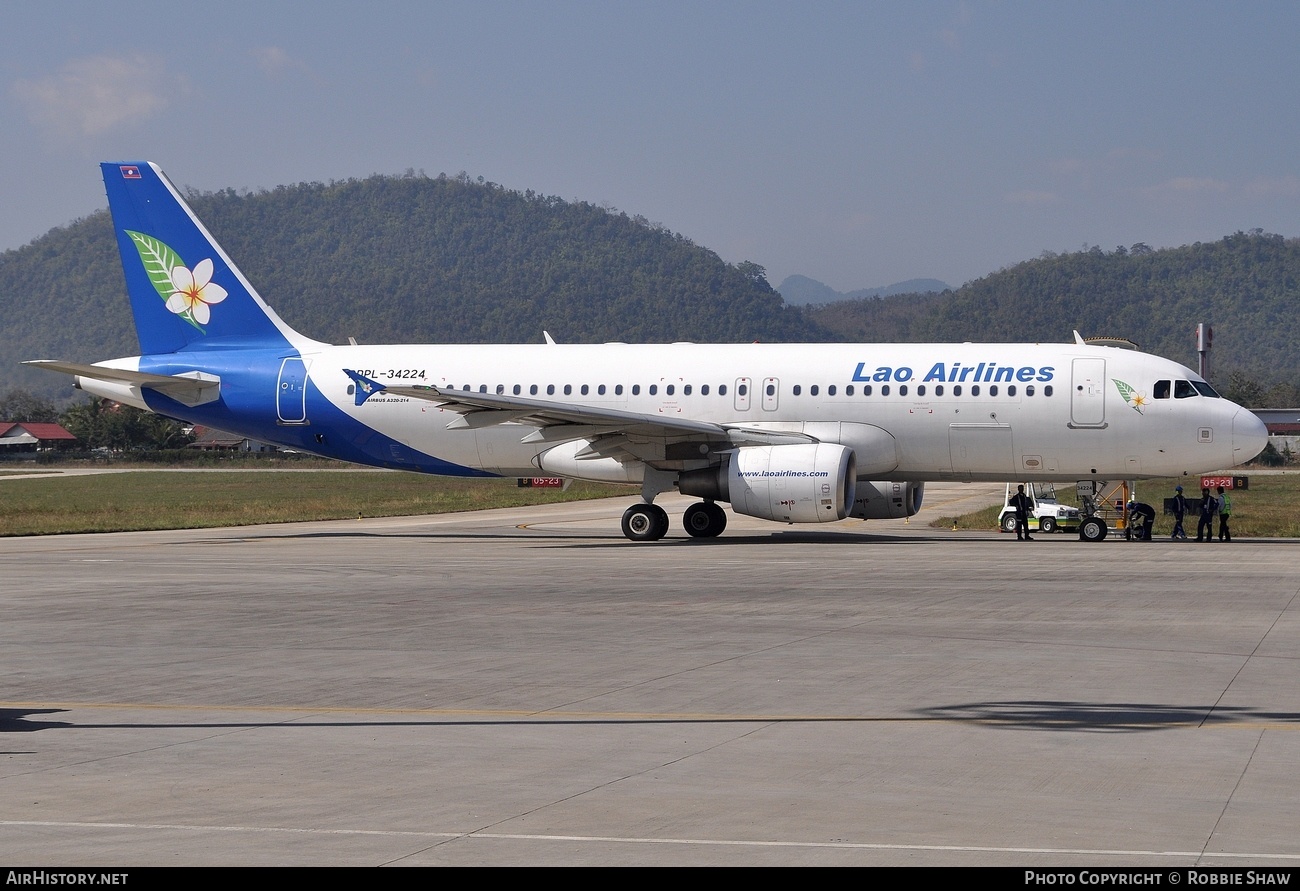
xmin=2 ymin=1 xmax=1297 ymax=292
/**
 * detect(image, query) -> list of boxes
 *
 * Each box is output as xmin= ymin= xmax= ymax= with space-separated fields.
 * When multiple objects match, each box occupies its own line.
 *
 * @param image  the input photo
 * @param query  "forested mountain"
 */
xmin=0 ymin=172 xmax=816 ymax=398
xmin=777 ymin=274 xmax=951 ymax=305
xmin=2 ymin=170 xmax=1297 ymax=405
xmin=808 ymin=232 xmax=1300 ymax=395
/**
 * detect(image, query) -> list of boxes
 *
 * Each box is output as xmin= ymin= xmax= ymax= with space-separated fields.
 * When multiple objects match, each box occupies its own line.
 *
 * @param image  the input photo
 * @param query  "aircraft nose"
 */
xmin=1233 ymin=409 xmax=1269 ymax=465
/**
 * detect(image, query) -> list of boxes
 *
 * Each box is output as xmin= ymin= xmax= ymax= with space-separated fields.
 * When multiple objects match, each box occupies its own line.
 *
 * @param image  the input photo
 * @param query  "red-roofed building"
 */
xmin=0 ymin=422 xmax=78 ymax=450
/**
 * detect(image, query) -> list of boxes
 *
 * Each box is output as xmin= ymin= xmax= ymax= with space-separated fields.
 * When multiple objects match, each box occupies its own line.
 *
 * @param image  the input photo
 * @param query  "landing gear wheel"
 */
xmin=1079 ymin=517 xmax=1107 ymax=542
xmin=1039 ymin=516 xmax=1057 ymax=534
xmin=1001 ymin=515 xmax=1019 ymax=533
xmin=622 ymin=503 xmax=669 ymax=542
xmin=683 ymin=502 xmax=727 ymax=538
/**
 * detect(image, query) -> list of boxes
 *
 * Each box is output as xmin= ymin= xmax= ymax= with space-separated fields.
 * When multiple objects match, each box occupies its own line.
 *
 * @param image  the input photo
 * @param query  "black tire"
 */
xmin=622 ymin=503 xmax=669 ymax=542
xmin=1039 ymin=516 xmax=1057 ymax=534
xmin=683 ymin=502 xmax=727 ymax=538
xmin=1001 ymin=514 xmax=1019 ymax=533
xmin=1079 ymin=517 xmax=1107 ymax=542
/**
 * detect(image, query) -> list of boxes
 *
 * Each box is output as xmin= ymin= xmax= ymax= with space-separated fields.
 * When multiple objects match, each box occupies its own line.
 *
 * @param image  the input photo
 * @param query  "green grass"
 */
xmin=930 ymin=472 xmax=1300 ymax=537
xmin=0 ymin=471 xmax=628 ymax=536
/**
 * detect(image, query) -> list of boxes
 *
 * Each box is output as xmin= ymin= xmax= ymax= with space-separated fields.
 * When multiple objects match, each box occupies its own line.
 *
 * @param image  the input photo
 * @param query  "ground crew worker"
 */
xmin=1170 ymin=485 xmax=1188 ymax=540
xmin=1127 ymin=501 xmax=1156 ymax=541
xmin=1010 ymin=484 xmax=1033 ymax=541
xmin=1217 ymin=486 xmax=1232 ymax=542
xmin=1196 ymin=487 xmax=1218 ymax=542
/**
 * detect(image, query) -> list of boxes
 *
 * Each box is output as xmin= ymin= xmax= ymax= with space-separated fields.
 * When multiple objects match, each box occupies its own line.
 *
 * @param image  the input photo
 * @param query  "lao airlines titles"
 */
xmin=851 ymin=361 xmax=1056 ymax=384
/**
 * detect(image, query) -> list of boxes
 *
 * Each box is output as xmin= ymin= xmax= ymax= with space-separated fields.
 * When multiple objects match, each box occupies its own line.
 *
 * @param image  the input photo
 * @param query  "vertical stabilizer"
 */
xmin=101 ymin=162 xmax=314 ymax=355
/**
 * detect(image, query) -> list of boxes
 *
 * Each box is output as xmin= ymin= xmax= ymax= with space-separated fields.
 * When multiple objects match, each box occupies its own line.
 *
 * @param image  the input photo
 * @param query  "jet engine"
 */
xmin=849 ymin=480 xmax=924 ymax=519
xmin=679 ymin=443 xmax=856 ymax=523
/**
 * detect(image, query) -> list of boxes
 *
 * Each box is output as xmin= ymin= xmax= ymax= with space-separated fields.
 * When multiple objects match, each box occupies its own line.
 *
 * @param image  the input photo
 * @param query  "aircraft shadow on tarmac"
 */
xmin=0 ymin=708 xmax=72 ymax=740
xmin=4 ymin=702 xmax=1298 ymax=735
xmin=917 ymin=700 xmax=1300 ymax=732
xmin=234 ymin=529 xmax=941 ymax=547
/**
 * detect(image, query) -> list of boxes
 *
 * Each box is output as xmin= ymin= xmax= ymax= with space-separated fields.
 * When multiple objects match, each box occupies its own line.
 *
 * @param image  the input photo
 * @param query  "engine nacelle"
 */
xmin=849 ymin=480 xmax=924 ymax=519
xmin=680 ymin=443 xmax=856 ymax=524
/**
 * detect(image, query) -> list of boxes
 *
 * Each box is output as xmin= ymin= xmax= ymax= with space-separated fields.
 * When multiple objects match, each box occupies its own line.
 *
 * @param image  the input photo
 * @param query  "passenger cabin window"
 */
xmin=1154 ymin=380 xmax=1171 ymax=399
xmin=719 ymin=384 xmax=728 ymax=396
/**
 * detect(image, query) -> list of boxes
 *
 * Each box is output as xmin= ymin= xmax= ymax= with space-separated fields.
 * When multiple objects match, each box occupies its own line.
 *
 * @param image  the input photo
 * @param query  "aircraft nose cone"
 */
xmin=1233 ymin=409 xmax=1269 ymax=465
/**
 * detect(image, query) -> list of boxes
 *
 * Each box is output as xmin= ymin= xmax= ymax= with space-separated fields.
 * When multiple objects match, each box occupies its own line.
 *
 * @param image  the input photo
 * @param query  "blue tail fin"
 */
xmin=102 ymin=162 xmax=310 ymax=355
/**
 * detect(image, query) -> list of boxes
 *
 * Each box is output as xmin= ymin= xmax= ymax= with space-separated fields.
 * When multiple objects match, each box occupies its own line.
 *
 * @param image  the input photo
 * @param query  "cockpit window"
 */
xmin=1174 ymin=380 xmax=1198 ymax=398
xmin=1153 ymin=380 xmax=1170 ymax=399
xmin=1191 ymin=381 xmax=1220 ymax=398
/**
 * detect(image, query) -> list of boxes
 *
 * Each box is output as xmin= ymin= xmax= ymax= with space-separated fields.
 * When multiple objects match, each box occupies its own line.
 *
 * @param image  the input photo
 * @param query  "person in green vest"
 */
xmin=1216 ymin=486 xmax=1232 ymax=542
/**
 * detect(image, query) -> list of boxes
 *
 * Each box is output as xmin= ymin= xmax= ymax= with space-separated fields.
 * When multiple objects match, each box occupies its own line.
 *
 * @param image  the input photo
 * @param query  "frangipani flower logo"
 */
xmin=1113 ymin=379 xmax=1147 ymax=414
xmin=126 ymin=230 xmax=227 ymax=331
xmin=166 ymin=258 xmax=227 ymax=325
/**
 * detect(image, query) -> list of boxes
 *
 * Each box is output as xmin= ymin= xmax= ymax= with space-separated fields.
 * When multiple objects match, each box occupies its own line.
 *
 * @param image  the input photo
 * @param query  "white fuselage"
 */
xmin=280 ymin=340 xmax=1260 ymax=482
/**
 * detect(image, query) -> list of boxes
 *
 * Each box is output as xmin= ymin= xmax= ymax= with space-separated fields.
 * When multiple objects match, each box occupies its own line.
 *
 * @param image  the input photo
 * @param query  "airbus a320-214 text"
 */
xmin=27 ymin=163 xmax=1268 ymax=541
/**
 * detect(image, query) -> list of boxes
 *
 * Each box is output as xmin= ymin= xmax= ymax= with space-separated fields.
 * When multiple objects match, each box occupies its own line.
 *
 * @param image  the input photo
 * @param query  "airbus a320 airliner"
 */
xmin=27 ymin=163 xmax=1268 ymax=541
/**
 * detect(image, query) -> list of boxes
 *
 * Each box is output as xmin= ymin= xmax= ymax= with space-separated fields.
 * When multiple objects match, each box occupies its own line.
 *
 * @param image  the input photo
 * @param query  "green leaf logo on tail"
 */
xmin=1113 ymin=378 xmax=1147 ymax=414
xmin=126 ymin=231 xmax=228 ymax=332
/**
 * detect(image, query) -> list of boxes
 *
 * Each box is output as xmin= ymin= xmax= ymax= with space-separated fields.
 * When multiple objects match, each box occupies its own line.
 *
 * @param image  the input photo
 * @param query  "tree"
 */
xmin=1220 ymin=371 xmax=1265 ymax=408
xmin=0 ymin=388 xmax=59 ymax=422
xmin=59 ymin=398 xmax=193 ymax=450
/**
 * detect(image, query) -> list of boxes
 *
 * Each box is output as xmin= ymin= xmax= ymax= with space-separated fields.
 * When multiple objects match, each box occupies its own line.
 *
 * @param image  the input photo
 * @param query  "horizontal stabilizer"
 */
xmin=25 ymin=360 xmax=221 ymax=407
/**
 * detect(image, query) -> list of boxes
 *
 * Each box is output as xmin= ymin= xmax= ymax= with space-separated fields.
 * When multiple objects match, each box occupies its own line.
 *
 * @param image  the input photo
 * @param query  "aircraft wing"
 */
xmin=343 ymin=370 xmax=811 ymax=448
xmin=25 ymin=360 xmax=221 ymax=406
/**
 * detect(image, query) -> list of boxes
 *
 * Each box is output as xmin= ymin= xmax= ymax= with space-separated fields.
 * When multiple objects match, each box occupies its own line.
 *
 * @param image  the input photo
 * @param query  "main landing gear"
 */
xmin=620 ymin=501 xmax=727 ymax=541
xmin=621 ymin=503 xmax=669 ymax=541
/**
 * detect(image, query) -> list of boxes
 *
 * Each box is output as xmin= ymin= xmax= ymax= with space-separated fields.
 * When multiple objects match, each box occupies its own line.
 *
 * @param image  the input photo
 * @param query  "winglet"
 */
xmin=343 ymin=369 xmax=386 ymax=406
